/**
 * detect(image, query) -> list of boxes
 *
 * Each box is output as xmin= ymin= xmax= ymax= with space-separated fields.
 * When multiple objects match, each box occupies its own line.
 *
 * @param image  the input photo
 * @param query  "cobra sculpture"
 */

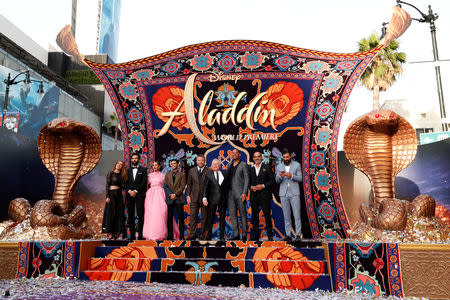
xmin=8 ymin=118 xmax=101 ymax=237
xmin=344 ymin=109 xmax=435 ymax=231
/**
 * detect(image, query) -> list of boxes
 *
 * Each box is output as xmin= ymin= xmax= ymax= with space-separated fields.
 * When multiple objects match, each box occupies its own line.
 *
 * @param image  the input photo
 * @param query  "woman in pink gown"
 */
xmin=143 ymin=161 xmax=180 ymax=240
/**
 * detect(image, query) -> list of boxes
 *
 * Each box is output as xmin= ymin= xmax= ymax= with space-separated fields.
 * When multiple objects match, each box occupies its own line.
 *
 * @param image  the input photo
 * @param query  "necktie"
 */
xmin=172 ymin=173 xmax=176 ymax=184
xmin=215 ymin=171 xmax=219 ymax=183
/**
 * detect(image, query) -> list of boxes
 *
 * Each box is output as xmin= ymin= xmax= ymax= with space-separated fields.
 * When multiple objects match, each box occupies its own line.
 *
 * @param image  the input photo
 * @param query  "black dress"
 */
xmin=102 ymin=171 xmax=126 ymax=237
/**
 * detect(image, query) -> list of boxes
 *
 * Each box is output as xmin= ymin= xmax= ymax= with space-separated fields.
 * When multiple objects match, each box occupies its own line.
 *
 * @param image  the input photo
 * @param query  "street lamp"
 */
xmin=396 ymin=0 xmax=448 ymax=131
xmin=380 ymin=22 xmax=389 ymax=39
xmin=2 ymin=70 xmax=45 ymax=127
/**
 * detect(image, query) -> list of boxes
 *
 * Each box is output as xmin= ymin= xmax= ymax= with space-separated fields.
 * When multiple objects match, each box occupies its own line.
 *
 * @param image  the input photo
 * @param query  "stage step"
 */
xmin=79 ymin=270 xmax=331 ymax=290
xmin=94 ymin=246 xmax=326 ymax=261
xmin=88 ymin=257 xmax=327 ymax=273
xmin=100 ymin=240 xmax=324 ymax=248
xmin=80 ymin=240 xmax=332 ymax=291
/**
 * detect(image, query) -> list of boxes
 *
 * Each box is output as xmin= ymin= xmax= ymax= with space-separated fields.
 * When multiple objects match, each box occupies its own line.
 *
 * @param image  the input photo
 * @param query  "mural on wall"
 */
xmin=0 ymin=65 xmax=59 ymax=213
xmin=0 ymin=65 xmax=60 ymax=140
xmin=396 ymin=139 xmax=450 ymax=226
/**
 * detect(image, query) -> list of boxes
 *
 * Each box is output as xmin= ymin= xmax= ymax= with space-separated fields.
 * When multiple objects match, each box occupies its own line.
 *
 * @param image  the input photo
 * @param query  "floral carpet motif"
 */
xmin=16 ymin=241 xmax=80 ymax=279
xmin=328 ymin=242 xmax=403 ymax=297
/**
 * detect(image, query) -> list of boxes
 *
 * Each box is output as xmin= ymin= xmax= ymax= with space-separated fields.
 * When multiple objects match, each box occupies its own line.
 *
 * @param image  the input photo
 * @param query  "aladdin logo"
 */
xmin=158 ymin=74 xmax=276 ymax=145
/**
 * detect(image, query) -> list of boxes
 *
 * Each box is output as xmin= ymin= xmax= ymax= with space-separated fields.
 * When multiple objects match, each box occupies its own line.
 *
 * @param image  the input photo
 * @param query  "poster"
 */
xmin=0 ymin=65 xmax=60 ymax=140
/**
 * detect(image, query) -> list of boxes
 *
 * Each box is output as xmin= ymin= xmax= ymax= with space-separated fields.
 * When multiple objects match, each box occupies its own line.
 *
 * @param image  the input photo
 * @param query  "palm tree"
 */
xmin=358 ymin=33 xmax=406 ymax=110
xmin=105 ymin=112 xmax=120 ymax=150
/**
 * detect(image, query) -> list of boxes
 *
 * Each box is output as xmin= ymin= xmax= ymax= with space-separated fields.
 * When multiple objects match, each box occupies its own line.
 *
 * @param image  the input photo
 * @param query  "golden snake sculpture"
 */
xmin=8 ymin=118 xmax=101 ymax=237
xmin=344 ymin=110 xmax=435 ymax=231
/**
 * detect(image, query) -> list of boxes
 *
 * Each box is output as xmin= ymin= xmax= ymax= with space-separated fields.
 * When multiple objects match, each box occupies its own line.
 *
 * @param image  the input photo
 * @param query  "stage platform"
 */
xmin=1 ymin=240 xmax=448 ymax=299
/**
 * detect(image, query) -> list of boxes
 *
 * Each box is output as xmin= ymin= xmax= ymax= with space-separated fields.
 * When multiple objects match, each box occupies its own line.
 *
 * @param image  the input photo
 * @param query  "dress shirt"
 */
xmin=285 ymin=165 xmax=290 ymax=173
xmin=254 ymin=164 xmax=262 ymax=176
xmin=284 ymin=164 xmax=291 ymax=187
xmin=215 ymin=171 xmax=224 ymax=185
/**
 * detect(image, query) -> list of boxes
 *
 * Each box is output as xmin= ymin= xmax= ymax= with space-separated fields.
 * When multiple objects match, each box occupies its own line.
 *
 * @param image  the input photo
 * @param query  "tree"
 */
xmin=358 ymin=33 xmax=406 ymax=110
xmin=105 ymin=112 xmax=120 ymax=150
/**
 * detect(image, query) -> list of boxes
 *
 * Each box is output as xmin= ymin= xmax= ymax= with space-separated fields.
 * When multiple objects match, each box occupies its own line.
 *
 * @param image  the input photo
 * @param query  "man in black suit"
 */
xmin=164 ymin=159 xmax=186 ymax=240
xmin=249 ymin=151 xmax=275 ymax=241
xmin=201 ymin=159 xmax=227 ymax=240
xmin=125 ymin=153 xmax=148 ymax=240
xmin=186 ymin=154 xmax=210 ymax=240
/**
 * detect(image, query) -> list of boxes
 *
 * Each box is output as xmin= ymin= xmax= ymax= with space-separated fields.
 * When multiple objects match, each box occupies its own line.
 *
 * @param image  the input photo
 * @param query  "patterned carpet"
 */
xmin=0 ymin=278 xmax=414 ymax=300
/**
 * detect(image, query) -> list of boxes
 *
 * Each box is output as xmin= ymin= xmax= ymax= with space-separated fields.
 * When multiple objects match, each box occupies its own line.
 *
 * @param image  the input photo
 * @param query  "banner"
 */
xmin=87 ymin=41 xmax=381 ymax=239
xmin=0 ymin=112 xmax=20 ymax=132
xmin=98 ymin=0 xmax=121 ymax=62
xmin=0 ymin=65 xmax=60 ymax=140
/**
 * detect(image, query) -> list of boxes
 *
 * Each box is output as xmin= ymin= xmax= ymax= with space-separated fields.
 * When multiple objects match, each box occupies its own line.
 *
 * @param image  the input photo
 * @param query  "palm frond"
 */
xmin=357 ymin=33 xmax=406 ymax=106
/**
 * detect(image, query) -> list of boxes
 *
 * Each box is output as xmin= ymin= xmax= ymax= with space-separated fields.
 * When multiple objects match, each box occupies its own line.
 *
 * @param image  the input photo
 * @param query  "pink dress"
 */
xmin=143 ymin=172 xmax=180 ymax=240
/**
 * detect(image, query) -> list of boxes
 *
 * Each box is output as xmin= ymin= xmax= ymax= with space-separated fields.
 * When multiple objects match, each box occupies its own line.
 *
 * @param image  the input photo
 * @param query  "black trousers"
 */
xmin=200 ymin=197 xmax=227 ymax=240
xmin=167 ymin=201 xmax=184 ymax=240
xmin=200 ymin=201 xmax=217 ymax=239
xmin=126 ymin=195 xmax=145 ymax=239
xmin=102 ymin=189 xmax=126 ymax=238
xmin=218 ymin=197 xmax=227 ymax=238
xmin=250 ymin=193 xmax=273 ymax=239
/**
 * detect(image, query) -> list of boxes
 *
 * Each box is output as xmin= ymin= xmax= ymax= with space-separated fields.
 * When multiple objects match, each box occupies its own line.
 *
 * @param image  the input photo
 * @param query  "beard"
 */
xmin=283 ymin=159 xmax=291 ymax=166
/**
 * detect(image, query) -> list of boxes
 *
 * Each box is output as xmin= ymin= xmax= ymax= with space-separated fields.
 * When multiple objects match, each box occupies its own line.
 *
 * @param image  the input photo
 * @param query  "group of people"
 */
xmin=102 ymin=149 xmax=303 ymax=242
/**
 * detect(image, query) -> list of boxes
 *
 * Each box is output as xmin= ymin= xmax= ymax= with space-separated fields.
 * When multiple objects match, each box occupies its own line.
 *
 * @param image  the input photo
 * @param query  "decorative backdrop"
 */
xmin=328 ymin=242 xmax=403 ymax=297
xmin=86 ymin=41 xmax=382 ymax=239
xmin=16 ymin=242 xmax=80 ymax=279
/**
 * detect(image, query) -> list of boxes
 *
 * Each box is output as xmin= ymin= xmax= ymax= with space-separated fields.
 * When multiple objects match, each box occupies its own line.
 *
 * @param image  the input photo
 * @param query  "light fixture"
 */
xmin=23 ymin=71 xmax=31 ymax=85
xmin=37 ymin=82 xmax=45 ymax=94
xmin=396 ymin=0 xmax=447 ymax=131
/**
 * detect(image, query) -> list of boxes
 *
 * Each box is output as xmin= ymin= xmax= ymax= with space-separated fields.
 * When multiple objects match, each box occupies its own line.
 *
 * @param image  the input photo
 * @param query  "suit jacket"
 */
xmin=186 ymin=166 xmax=211 ymax=202
xmin=203 ymin=170 xmax=226 ymax=205
xmin=275 ymin=160 xmax=302 ymax=196
xmin=125 ymin=166 xmax=148 ymax=198
xmin=226 ymin=161 xmax=250 ymax=199
xmin=164 ymin=170 xmax=186 ymax=205
xmin=249 ymin=163 xmax=274 ymax=199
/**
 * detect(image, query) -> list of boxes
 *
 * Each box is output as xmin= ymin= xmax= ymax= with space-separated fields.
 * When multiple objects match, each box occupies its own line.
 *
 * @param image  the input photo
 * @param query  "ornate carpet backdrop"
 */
xmin=86 ymin=41 xmax=382 ymax=239
xmin=16 ymin=242 xmax=80 ymax=279
xmin=328 ymin=242 xmax=403 ymax=297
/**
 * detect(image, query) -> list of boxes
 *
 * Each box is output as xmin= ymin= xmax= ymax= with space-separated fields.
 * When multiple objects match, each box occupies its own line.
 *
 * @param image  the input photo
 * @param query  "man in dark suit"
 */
xmin=201 ymin=159 xmax=227 ymax=240
xmin=164 ymin=159 xmax=186 ymax=240
xmin=249 ymin=151 xmax=275 ymax=241
xmin=225 ymin=149 xmax=250 ymax=241
xmin=185 ymin=154 xmax=210 ymax=240
xmin=125 ymin=153 xmax=148 ymax=240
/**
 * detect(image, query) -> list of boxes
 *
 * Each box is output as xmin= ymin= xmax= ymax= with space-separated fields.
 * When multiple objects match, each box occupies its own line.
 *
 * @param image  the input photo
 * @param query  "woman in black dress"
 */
xmin=102 ymin=160 xmax=128 ymax=239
